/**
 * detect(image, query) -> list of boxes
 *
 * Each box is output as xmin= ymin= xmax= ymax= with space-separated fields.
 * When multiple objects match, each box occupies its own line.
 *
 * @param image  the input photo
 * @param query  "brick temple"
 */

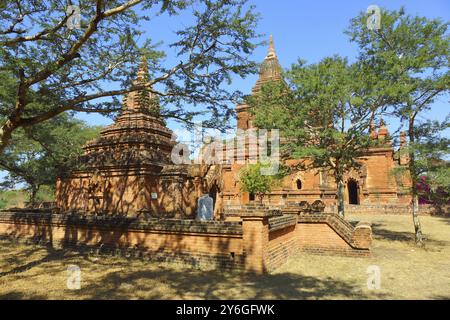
xmin=221 ymin=36 xmax=412 ymax=208
xmin=55 ymin=58 xmax=216 ymax=217
xmin=2 ymin=38 xmax=417 ymax=272
xmin=56 ymin=37 xmax=412 ymax=217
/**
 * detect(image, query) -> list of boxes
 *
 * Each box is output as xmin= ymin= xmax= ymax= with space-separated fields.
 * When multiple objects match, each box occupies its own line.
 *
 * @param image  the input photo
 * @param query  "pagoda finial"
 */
xmin=266 ymin=35 xmax=277 ymax=59
xmin=136 ymin=55 xmax=149 ymax=83
xmin=122 ymin=55 xmax=159 ymax=114
xmin=378 ymin=117 xmax=390 ymax=142
xmin=251 ymin=35 xmax=282 ymax=93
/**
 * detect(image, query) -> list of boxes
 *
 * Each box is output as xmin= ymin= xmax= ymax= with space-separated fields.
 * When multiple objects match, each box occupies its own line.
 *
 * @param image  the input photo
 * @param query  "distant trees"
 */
xmin=0 ymin=113 xmax=100 ymax=204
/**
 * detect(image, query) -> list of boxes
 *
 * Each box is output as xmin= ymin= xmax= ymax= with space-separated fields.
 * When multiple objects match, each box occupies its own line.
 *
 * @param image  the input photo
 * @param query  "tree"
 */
xmin=413 ymin=119 xmax=450 ymax=209
xmin=249 ymin=56 xmax=388 ymax=217
xmin=0 ymin=113 xmax=101 ymax=204
xmin=0 ymin=0 xmax=261 ymax=154
xmin=346 ymin=7 xmax=450 ymax=244
xmin=239 ymin=162 xmax=279 ymax=203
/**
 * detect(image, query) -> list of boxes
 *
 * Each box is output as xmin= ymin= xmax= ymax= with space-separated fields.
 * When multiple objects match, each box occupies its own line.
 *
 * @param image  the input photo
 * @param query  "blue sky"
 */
xmin=1 ymin=0 xmax=449 ymax=184
xmin=75 ymin=0 xmax=449 ymax=135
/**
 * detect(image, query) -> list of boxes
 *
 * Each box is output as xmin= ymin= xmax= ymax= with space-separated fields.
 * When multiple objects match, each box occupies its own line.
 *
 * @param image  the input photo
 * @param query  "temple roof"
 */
xmin=252 ymin=35 xmax=283 ymax=94
xmin=79 ymin=57 xmax=176 ymax=170
xmin=122 ymin=56 xmax=159 ymax=116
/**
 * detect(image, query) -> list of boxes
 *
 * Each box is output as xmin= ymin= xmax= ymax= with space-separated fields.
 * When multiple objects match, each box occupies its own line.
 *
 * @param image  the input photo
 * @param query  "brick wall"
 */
xmin=0 ymin=206 xmax=373 ymax=273
xmin=295 ymin=213 xmax=371 ymax=256
xmin=0 ymin=211 xmax=245 ymax=270
xmin=297 ymin=223 xmax=349 ymax=248
xmin=267 ymin=225 xmax=297 ymax=272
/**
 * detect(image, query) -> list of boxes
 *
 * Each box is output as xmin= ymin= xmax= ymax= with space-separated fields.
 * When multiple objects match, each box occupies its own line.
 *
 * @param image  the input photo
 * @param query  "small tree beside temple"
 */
xmin=239 ymin=163 xmax=276 ymax=203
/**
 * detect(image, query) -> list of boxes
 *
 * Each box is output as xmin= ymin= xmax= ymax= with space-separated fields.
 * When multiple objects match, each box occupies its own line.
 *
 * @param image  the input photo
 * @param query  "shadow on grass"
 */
xmin=0 ymin=291 xmax=48 ymax=300
xmin=78 ymin=267 xmax=378 ymax=300
xmin=371 ymin=222 xmax=449 ymax=248
xmin=0 ymin=245 xmax=81 ymax=278
xmin=436 ymin=217 xmax=450 ymax=226
xmin=431 ymin=295 xmax=450 ymax=300
xmin=371 ymin=223 xmax=413 ymax=242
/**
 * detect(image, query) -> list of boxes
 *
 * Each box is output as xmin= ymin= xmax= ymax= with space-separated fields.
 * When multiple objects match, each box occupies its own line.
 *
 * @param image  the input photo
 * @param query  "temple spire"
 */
xmin=377 ymin=117 xmax=391 ymax=143
xmin=135 ymin=55 xmax=149 ymax=84
xmin=266 ymin=35 xmax=277 ymax=59
xmin=252 ymin=35 xmax=283 ymax=94
xmin=122 ymin=55 xmax=158 ymax=115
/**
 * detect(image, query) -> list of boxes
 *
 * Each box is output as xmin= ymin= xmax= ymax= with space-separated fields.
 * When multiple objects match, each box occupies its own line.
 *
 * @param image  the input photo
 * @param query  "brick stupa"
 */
xmin=56 ymin=58 xmax=208 ymax=217
xmin=80 ymin=57 xmax=176 ymax=173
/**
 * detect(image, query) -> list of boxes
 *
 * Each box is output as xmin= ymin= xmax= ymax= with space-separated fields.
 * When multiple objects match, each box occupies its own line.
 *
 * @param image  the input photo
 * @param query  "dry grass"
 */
xmin=0 ymin=214 xmax=449 ymax=300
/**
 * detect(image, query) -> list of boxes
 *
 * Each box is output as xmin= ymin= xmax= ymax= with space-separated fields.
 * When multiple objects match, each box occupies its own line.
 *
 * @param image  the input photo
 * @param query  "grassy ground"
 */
xmin=0 ymin=190 xmax=28 ymax=209
xmin=0 ymin=188 xmax=54 ymax=209
xmin=0 ymin=214 xmax=449 ymax=300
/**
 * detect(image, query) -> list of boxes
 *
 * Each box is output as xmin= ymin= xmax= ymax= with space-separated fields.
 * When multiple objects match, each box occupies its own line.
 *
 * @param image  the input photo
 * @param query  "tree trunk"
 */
xmin=337 ymin=179 xmax=345 ymax=218
xmin=258 ymin=194 xmax=264 ymax=204
xmin=29 ymin=186 xmax=39 ymax=207
xmin=0 ymin=120 xmax=16 ymax=155
xmin=408 ymin=118 xmax=424 ymax=246
xmin=411 ymin=194 xmax=424 ymax=246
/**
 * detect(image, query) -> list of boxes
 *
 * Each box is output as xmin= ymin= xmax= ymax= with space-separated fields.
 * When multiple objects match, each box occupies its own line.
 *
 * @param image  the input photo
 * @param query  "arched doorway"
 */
xmin=296 ymin=179 xmax=302 ymax=190
xmin=347 ymin=179 xmax=359 ymax=205
xmin=209 ymin=184 xmax=218 ymax=210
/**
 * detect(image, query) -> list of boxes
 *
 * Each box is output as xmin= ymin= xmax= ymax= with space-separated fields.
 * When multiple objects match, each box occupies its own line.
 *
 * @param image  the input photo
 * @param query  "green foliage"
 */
xmin=248 ymin=57 xmax=385 ymax=215
xmin=0 ymin=0 xmax=262 ymax=154
xmin=414 ymin=119 xmax=450 ymax=203
xmin=250 ymin=56 xmax=382 ymax=169
xmin=239 ymin=162 xmax=283 ymax=202
xmin=0 ymin=113 xmax=100 ymax=201
xmin=0 ymin=198 xmax=6 ymax=209
xmin=0 ymin=189 xmax=26 ymax=209
xmin=347 ymin=7 xmax=449 ymax=197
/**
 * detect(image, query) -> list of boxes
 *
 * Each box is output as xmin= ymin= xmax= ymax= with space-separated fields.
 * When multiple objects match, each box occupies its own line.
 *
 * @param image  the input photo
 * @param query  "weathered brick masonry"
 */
xmin=0 ymin=210 xmax=245 ymax=270
xmin=0 ymin=205 xmax=372 ymax=273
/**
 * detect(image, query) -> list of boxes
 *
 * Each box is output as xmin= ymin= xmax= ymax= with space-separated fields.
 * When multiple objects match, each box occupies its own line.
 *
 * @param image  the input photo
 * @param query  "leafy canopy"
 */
xmin=0 ymin=0 xmax=262 ymax=154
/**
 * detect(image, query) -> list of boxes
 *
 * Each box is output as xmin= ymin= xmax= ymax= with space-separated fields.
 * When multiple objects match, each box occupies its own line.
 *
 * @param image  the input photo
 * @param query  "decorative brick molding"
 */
xmin=224 ymin=203 xmax=282 ymax=218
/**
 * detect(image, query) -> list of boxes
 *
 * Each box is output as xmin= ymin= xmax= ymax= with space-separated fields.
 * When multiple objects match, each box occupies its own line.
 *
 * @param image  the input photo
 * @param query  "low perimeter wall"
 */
xmin=0 ymin=207 xmax=372 ymax=274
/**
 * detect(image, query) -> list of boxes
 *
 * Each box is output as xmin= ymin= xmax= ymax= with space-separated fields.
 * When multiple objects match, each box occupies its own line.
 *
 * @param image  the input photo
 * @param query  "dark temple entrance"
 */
xmin=347 ymin=179 xmax=359 ymax=205
xmin=209 ymin=184 xmax=218 ymax=210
